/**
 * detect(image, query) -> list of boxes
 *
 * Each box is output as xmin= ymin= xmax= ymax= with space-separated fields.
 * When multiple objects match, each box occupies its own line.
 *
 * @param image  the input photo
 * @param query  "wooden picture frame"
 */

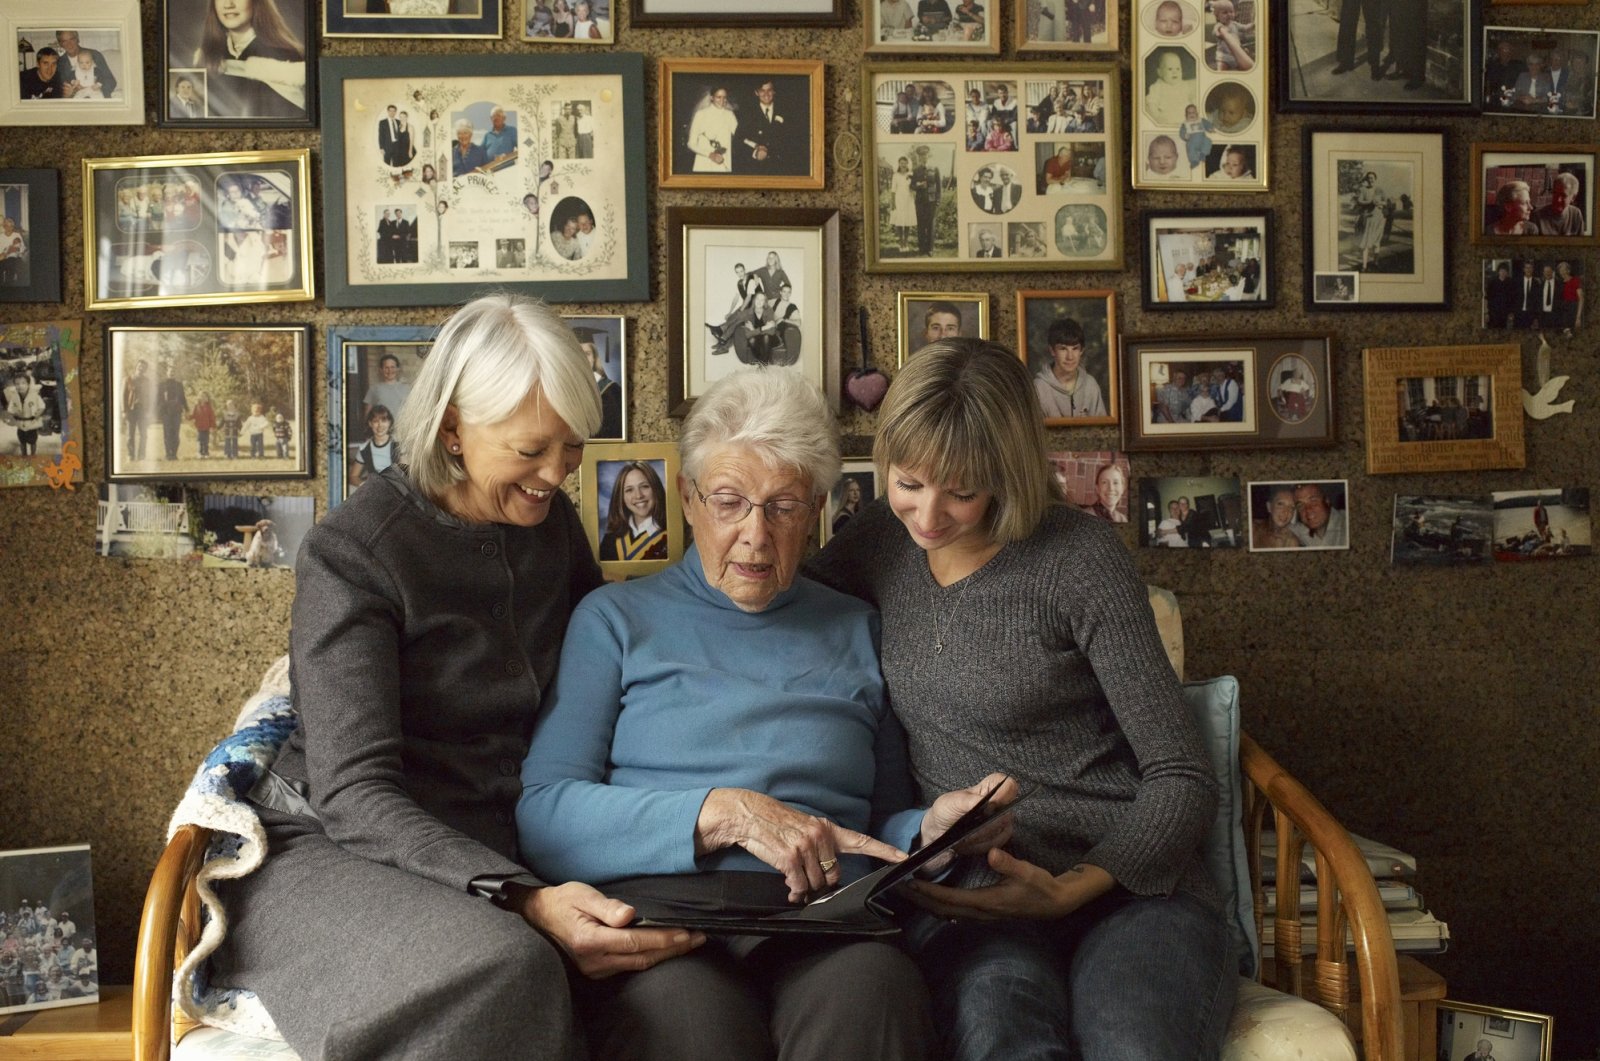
xmin=320 ymin=54 xmax=647 ymax=307
xmin=1131 ymin=0 xmax=1268 ymax=192
xmin=868 ymin=0 xmax=1000 ymax=55
xmin=326 ymin=325 xmax=437 ymax=507
xmin=665 ymin=206 xmax=841 ymax=417
xmin=1472 ymin=142 xmax=1598 ymax=246
xmin=863 ymin=62 xmax=1122 ymax=272
xmin=820 ymin=458 xmax=879 ymax=545
xmin=521 ymin=0 xmax=615 ymax=42
xmin=1275 ymin=0 xmax=1479 ymax=114
xmin=563 ymin=314 xmax=628 ymax=442
xmin=324 ymin=0 xmax=500 ymax=38
xmin=1438 ymin=1000 xmax=1554 ymax=1060
xmin=1120 ymin=334 xmax=1335 ymax=452
xmin=105 ymin=324 xmax=313 ymax=482
xmin=82 ymin=150 xmax=315 ymax=312
xmin=658 ymin=58 xmax=825 ymax=191
xmin=631 ymin=0 xmax=846 ymax=26
xmin=581 ymin=442 xmax=685 ymax=580
xmin=1017 ymin=288 xmax=1118 ymax=426
xmin=1140 ymin=209 xmax=1273 ymax=309
xmin=1304 ymin=127 xmax=1450 ymax=310
xmin=1362 ymin=342 xmax=1524 ymax=474
xmin=0 ymin=319 xmax=85 ymax=490
xmin=159 ymin=0 xmax=315 ymax=128
xmin=1481 ymin=27 xmax=1599 ymax=120
xmin=1015 ymin=0 xmax=1119 ymax=54
xmin=0 ymin=169 xmax=61 ymax=304
xmin=896 ymin=291 xmax=990 ymax=366
xmin=1247 ymin=479 xmax=1351 ymax=552
xmin=3 ymin=1 xmax=145 ymax=126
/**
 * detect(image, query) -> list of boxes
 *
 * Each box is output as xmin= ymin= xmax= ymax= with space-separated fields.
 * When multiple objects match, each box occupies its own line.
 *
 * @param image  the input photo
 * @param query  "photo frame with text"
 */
xmin=864 ymin=62 xmax=1122 ymax=272
xmin=1140 ymin=209 xmax=1273 ymax=309
xmin=1120 ymin=334 xmax=1335 ymax=452
xmin=1304 ymin=128 xmax=1449 ymax=310
xmin=83 ymin=150 xmax=315 ymax=312
xmin=1015 ymin=0 xmax=1119 ymax=54
xmin=659 ymin=58 xmax=825 ymax=191
xmin=1471 ymin=143 xmax=1598 ymax=246
xmin=326 ymin=325 xmax=437 ymax=507
xmin=521 ymin=0 xmax=615 ymax=42
xmin=821 ymin=459 xmax=879 ymax=545
xmin=0 ymin=169 xmax=61 ymax=304
xmin=320 ymin=54 xmax=647 ymax=307
xmin=564 ymin=314 xmax=628 ymax=442
xmin=666 ymin=207 xmax=841 ymax=417
xmin=1131 ymin=0 xmax=1268 ymax=192
xmin=1362 ymin=342 xmax=1524 ymax=474
xmin=1437 ymin=1000 xmax=1553 ymax=1061
xmin=105 ymin=324 xmax=313 ymax=482
xmin=3 ymin=1 xmax=146 ymax=127
xmin=324 ymin=0 xmax=500 ymax=38
xmin=1275 ymin=0 xmax=1478 ymax=114
xmin=868 ymin=0 xmax=1001 ymax=55
xmin=897 ymin=291 xmax=990 ymax=366
xmin=1481 ymin=26 xmax=1598 ymax=120
xmin=632 ymin=0 xmax=845 ymax=26
xmin=0 ymin=319 xmax=84 ymax=490
xmin=159 ymin=0 xmax=316 ymax=128
xmin=1017 ymin=289 xmax=1118 ymax=426
xmin=580 ymin=442 xmax=685 ymax=580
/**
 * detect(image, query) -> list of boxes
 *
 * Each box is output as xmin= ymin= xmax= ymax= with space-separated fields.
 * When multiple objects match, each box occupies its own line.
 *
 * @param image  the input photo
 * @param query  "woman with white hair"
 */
xmin=208 ymin=295 xmax=700 ymax=1060
xmin=519 ymin=367 xmax=1009 ymax=1061
xmin=452 ymin=117 xmax=489 ymax=176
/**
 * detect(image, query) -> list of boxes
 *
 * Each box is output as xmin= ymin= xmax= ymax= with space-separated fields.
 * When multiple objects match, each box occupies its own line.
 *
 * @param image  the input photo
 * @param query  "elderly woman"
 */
xmin=1491 ymin=180 xmax=1534 ymax=236
xmin=808 ymin=339 xmax=1232 ymax=1061
xmin=208 ymin=295 xmax=699 ymax=1060
xmin=452 ymin=118 xmax=489 ymax=176
xmin=518 ymin=368 xmax=1005 ymax=1061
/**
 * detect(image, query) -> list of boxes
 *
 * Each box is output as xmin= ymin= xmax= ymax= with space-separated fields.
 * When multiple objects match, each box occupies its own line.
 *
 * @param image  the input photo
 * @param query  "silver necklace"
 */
xmin=933 ymin=576 xmax=974 ymax=655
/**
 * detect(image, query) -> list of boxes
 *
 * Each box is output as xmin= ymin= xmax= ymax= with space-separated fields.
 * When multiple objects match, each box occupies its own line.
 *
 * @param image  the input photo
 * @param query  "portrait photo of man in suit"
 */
xmin=739 ymin=80 xmax=807 ymax=176
xmin=668 ymin=69 xmax=815 ymax=181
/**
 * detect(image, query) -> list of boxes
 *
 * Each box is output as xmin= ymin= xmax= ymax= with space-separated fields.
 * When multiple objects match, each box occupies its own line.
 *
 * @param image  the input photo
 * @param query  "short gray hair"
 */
xmin=395 ymin=293 xmax=602 ymax=504
xmin=1554 ymin=171 xmax=1580 ymax=195
xmin=454 ymin=118 xmax=473 ymax=135
xmin=679 ymin=369 xmax=840 ymax=497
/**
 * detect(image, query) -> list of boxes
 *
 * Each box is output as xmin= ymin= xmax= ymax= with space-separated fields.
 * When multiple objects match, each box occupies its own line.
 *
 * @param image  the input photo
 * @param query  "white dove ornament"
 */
xmin=1522 ymin=332 xmax=1574 ymax=420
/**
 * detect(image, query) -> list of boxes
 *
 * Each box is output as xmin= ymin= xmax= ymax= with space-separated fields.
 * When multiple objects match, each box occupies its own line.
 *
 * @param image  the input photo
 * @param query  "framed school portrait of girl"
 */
xmin=159 ymin=0 xmax=316 ymax=128
xmin=580 ymin=442 xmax=685 ymax=580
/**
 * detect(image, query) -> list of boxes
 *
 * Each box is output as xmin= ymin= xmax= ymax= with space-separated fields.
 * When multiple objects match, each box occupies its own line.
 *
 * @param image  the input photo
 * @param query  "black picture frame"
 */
xmin=326 ymin=324 xmax=437 ymax=507
xmin=324 ymin=0 xmax=500 ymax=38
xmin=631 ymin=0 xmax=845 ymax=27
xmin=0 ymin=169 xmax=61 ymax=303
xmin=1139 ymin=208 xmax=1274 ymax=310
xmin=158 ymin=0 xmax=316 ymax=129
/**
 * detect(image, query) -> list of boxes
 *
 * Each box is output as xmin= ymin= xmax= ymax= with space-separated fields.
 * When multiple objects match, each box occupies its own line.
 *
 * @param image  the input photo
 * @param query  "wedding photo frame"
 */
xmin=896 ymin=291 xmax=990 ymax=365
xmin=868 ymin=0 xmax=1001 ymax=55
xmin=1015 ymin=0 xmax=1120 ymax=54
xmin=1304 ymin=128 xmax=1449 ymax=310
xmin=1140 ymin=209 xmax=1273 ymax=309
xmin=1275 ymin=0 xmax=1478 ymax=114
xmin=1131 ymin=0 xmax=1268 ymax=192
xmin=863 ymin=62 xmax=1123 ymax=272
xmin=1017 ymin=289 xmax=1118 ymax=426
xmin=326 ymin=324 xmax=436 ymax=506
xmin=521 ymin=1 xmax=615 ymax=42
xmin=1437 ymin=1000 xmax=1554 ymax=1061
xmin=821 ymin=458 xmax=878 ymax=545
xmin=159 ymin=0 xmax=316 ymax=128
xmin=1471 ymin=143 xmax=1598 ymax=246
xmin=0 ymin=169 xmax=60 ymax=304
xmin=632 ymin=0 xmax=845 ymax=27
xmin=1362 ymin=342 xmax=1524 ymax=474
xmin=104 ymin=323 xmax=313 ymax=482
xmin=320 ymin=54 xmax=647 ymax=307
xmin=580 ymin=442 xmax=685 ymax=579
xmin=1481 ymin=26 xmax=1598 ymax=120
xmin=1119 ymin=334 xmax=1335 ymax=452
xmin=0 ymin=319 xmax=84 ymax=490
xmin=324 ymin=0 xmax=500 ymax=38
xmin=659 ymin=59 xmax=825 ymax=191
xmin=564 ymin=314 xmax=628 ymax=442
xmin=666 ymin=206 xmax=841 ymax=417
xmin=82 ymin=150 xmax=315 ymax=312
xmin=3 ymin=0 xmax=146 ymax=127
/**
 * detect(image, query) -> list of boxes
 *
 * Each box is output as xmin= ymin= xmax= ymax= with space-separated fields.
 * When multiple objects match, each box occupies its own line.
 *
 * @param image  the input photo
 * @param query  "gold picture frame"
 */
xmin=1438 ymin=1000 xmax=1554 ymax=1061
xmin=867 ymin=1 xmax=1001 ymax=55
xmin=896 ymin=291 xmax=990 ymax=366
xmin=1018 ymin=288 xmax=1119 ymax=426
xmin=1362 ymin=342 xmax=1524 ymax=475
xmin=658 ymin=58 xmax=826 ymax=191
xmin=1014 ymin=0 xmax=1120 ymax=54
xmin=581 ymin=442 xmax=685 ymax=581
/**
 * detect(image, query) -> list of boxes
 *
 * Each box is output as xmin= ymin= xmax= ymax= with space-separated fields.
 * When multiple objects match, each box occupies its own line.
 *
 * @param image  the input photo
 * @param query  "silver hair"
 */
xmin=394 ymin=293 xmax=602 ymax=504
xmin=491 ymin=105 xmax=506 ymax=118
xmin=679 ymin=369 xmax=840 ymax=497
xmin=1554 ymin=171 xmax=1580 ymax=195
xmin=454 ymin=118 xmax=473 ymax=134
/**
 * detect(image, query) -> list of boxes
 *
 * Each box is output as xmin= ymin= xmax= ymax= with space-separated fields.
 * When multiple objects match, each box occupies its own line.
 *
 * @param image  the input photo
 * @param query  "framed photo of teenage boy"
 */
xmin=3 ymin=1 xmax=145 ymax=126
xmin=327 ymin=325 xmax=437 ymax=505
xmin=896 ymin=291 xmax=990 ymax=365
xmin=1017 ymin=289 xmax=1118 ymax=426
xmin=159 ymin=0 xmax=315 ymax=128
xmin=659 ymin=58 xmax=825 ymax=191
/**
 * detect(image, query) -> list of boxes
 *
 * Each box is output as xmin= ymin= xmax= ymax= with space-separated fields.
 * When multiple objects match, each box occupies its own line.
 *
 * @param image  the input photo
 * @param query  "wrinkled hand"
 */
xmin=697 ymin=788 xmax=906 ymax=903
xmin=916 ymin=772 xmax=1017 ymax=875
xmin=908 ymin=849 xmax=1114 ymax=921
xmin=521 ymin=881 xmax=704 ymax=979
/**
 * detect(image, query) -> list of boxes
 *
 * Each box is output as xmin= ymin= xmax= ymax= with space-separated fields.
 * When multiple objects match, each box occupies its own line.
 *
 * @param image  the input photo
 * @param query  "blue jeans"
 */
xmin=905 ymin=889 xmax=1236 ymax=1061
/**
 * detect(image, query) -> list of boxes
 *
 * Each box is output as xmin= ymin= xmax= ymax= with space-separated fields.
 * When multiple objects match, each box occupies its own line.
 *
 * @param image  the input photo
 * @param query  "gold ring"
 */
xmin=819 ymin=858 xmax=838 ymax=871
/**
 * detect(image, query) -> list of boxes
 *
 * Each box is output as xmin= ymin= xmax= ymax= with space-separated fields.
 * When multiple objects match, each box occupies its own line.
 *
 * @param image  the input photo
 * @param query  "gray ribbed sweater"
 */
xmin=808 ymin=499 xmax=1218 ymax=903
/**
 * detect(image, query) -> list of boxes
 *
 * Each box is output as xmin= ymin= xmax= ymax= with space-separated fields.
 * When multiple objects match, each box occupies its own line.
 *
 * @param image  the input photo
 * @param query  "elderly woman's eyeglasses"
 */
xmin=692 ymin=480 xmax=814 ymax=528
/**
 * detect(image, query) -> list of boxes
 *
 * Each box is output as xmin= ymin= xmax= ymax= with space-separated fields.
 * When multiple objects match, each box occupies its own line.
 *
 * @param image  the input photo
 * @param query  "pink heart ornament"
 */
xmin=845 ymin=368 xmax=889 ymax=412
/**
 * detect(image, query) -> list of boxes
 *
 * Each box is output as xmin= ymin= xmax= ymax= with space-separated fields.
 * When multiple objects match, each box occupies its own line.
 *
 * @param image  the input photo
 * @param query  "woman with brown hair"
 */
xmin=194 ymin=0 xmax=307 ymax=120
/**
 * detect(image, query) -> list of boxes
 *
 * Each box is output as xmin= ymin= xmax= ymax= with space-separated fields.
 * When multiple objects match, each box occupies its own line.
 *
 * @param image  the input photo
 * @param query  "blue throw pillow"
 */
xmin=1183 ymin=676 xmax=1258 ymax=977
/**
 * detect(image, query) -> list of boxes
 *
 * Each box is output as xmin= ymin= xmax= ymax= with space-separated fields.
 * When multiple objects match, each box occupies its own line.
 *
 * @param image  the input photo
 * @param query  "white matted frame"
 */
xmin=2 ymin=0 xmax=145 ymax=126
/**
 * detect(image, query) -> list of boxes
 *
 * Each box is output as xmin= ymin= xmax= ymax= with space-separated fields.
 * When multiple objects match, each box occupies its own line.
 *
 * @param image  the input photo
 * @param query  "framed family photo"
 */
xmin=324 ymin=0 xmax=500 ymax=38
xmin=564 ymin=314 xmax=628 ymax=442
xmin=0 ymin=169 xmax=60 ymax=304
xmin=1275 ymin=0 xmax=1478 ymax=113
xmin=160 ymin=0 xmax=315 ymax=128
xmin=326 ymin=325 xmax=436 ymax=505
xmin=580 ymin=442 xmax=685 ymax=579
xmin=868 ymin=0 xmax=1000 ymax=55
xmin=863 ymin=62 xmax=1123 ymax=271
xmin=1304 ymin=128 xmax=1449 ymax=310
xmin=82 ymin=150 xmax=315 ymax=312
xmin=1139 ymin=474 xmax=1244 ymax=549
xmin=1247 ymin=479 xmax=1350 ymax=552
xmin=522 ymin=1 xmax=614 ymax=41
xmin=1131 ymin=0 xmax=1268 ymax=191
xmin=659 ymin=59 xmax=825 ymax=190
xmin=822 ymin=459 xmax=879 ymax=545
xmin=1437 ymin=1000 xmax=1554 ymax=1060
xmin=1017 ymin=289 xmax=1118 ymax=426
xmin=1482 ymin=26 xmax=1597 ymax=120
xmin=320 ymin=54 xmax=647 ymax=307
xmin=632 ymin=0 xmax=845 ymax=26
xmin=1141 ymin=209 xmax=1272 ymax=308
xmin=3 ymin=0 xmax=145 ymax=126
xmin=1362 ymin=342 xmax=1524 ymax=474
xmin=1015 ymin=0 xmax=1119 ymax=53
xmin=0 ymin=319 xmax=85 ymax=490
xmin=1119 ymin=334 xmax=1335 ymax=451
xmin=1481 ymin=257 xmax=1584 ymax=333
xmin=896 ymin=291 xmax=990 ymax=366
xmin=104 ymin=324 xmax=313 ymax=482
xmin=0 ymin=845 xmax=99 ymax=1016
xmin=1472 ymin=143 xmax=1597 ymax=245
